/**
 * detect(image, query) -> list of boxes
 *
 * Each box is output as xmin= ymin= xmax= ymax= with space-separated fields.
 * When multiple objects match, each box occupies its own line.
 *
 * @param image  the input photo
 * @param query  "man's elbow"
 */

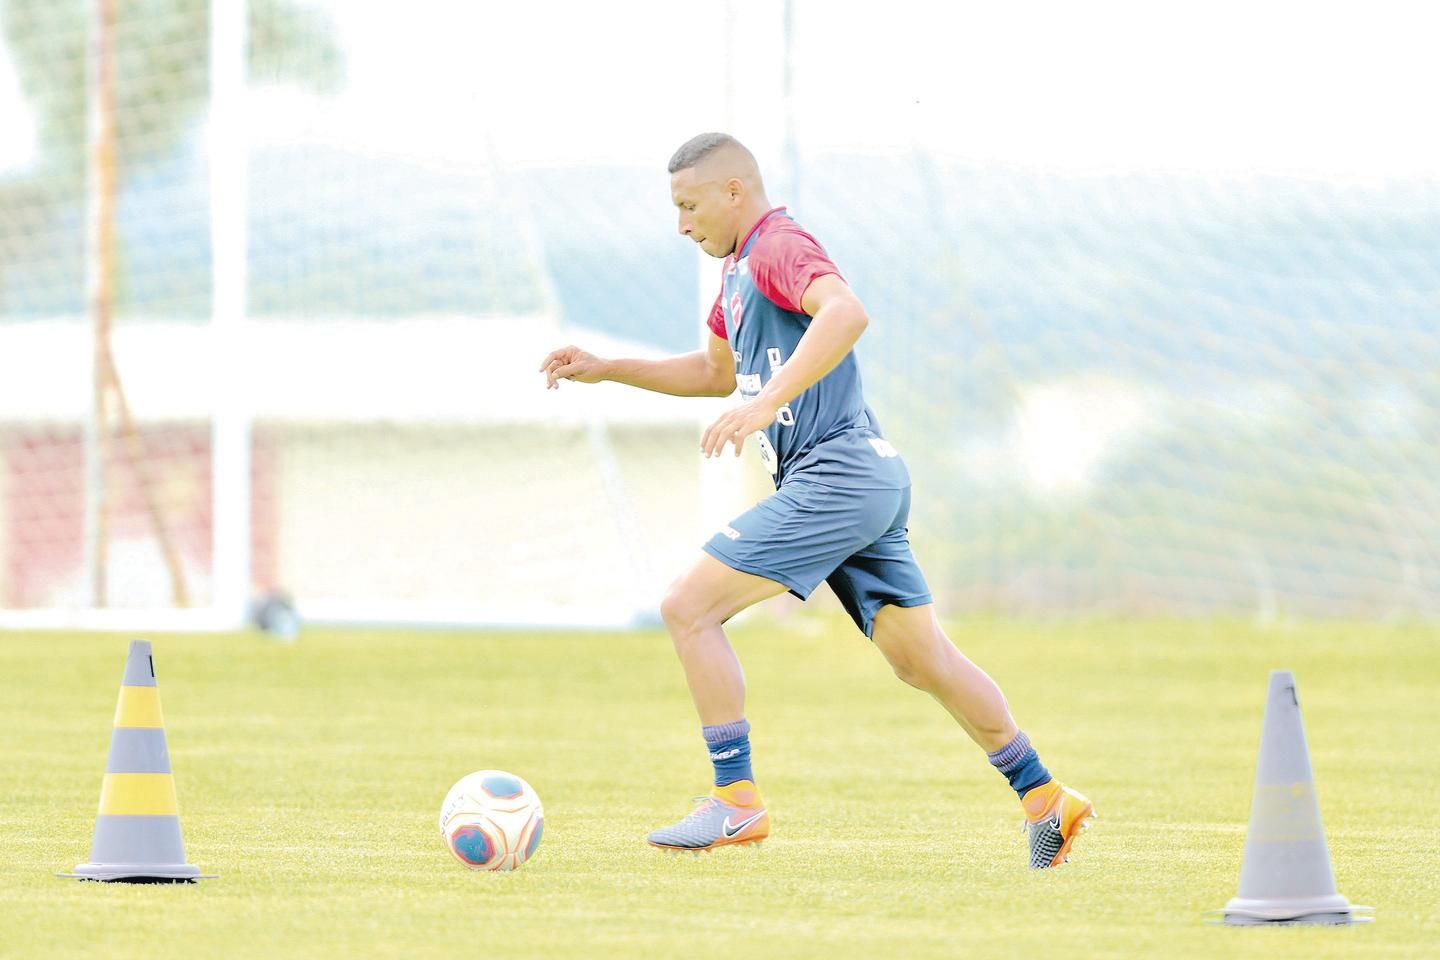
xmin=847 ymin=304 xmax=870 ymax=337
xmin=832 ymin=289 xmax=869 ymax=333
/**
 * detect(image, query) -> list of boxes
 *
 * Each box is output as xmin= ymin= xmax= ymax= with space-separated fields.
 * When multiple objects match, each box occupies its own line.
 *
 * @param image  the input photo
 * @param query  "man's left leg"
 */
xmin=658 ymin=553 xmax=788 ymax=727
xmin=648 ymin=479 xmax=897 ymax=852
xmin=647 ymin=554 xmax=787 ymax=852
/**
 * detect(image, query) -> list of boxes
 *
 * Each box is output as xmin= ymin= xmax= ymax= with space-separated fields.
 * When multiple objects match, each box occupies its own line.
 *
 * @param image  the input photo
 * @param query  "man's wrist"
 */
xmin=753 ymin=387 xmax=787 ymax=416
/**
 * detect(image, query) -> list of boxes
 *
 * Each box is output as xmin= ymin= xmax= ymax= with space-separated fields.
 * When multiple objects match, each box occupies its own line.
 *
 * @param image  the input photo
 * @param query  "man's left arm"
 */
xmin=700 ymin=274 xmax=868 ymax=458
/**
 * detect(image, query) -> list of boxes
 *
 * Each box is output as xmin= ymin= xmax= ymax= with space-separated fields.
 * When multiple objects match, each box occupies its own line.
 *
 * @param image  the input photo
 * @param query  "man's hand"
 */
xmin=539 ymin=345 xmax=608 ymax=389
xmin=701 ymin=398 xmax=781 ymax=458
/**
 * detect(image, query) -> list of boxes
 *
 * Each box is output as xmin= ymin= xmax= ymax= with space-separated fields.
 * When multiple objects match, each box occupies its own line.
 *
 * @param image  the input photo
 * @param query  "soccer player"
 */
xmin=539 ymin=133 xmax=1092 ymax=868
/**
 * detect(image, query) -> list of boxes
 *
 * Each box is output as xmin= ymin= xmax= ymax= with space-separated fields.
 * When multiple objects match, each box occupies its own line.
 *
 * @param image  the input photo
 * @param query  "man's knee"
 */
xmin=660 ymin=577 xmax=712 ymax=638
xmin=873 ymin=610 xmax=946 ymax=690
xmin=661 ymin=554 xmax=789 ymax=645
xmin=883 ymin=644 xmax=936 ymax=690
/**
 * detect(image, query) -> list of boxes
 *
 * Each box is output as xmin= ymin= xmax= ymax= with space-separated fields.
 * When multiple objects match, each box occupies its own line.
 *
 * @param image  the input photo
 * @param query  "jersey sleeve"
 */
xmin=748 ymin=227 xmax=843 ymax=314
xmin=706 ymin=292 xmax=727 ymax=340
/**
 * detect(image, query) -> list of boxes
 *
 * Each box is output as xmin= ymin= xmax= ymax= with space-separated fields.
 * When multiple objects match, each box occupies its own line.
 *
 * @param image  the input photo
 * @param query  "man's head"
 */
xmin=669 ymin=133 xmax=770 ymax=259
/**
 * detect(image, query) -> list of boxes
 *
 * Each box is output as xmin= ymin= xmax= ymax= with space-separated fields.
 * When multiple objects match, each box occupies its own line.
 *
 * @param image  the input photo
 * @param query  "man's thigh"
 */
xmin=666 ymin=552 xmax=789 ymax=627
xmin=702 ymin=479 xmax=904 ymax=602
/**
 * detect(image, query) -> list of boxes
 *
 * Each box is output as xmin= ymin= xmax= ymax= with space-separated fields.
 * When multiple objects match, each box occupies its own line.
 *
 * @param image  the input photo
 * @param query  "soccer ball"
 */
xmin=439 ymin=770 xmax=544 ymax=871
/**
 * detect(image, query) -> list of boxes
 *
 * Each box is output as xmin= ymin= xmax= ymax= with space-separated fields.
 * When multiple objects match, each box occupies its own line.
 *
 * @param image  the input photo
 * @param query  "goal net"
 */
xmin=2 ymin=1 xmax=1437 ymax=631
xmin=0 ymin=0 xmax=734 ymax=631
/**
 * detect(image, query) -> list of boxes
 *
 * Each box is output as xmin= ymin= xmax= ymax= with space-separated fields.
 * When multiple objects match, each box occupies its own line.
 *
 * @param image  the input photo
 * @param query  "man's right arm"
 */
xmin=540 ymin=333 xmax=736 ymax=398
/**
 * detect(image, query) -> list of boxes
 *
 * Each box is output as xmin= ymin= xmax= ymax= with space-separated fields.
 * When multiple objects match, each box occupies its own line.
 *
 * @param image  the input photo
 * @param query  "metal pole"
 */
xmin=83 ymin=0 xmax=118 ymax=608
xmin=782 ymin=0 xmax=798 ymax=204
xmin=211 ymin=0 xmax=252 ymax=626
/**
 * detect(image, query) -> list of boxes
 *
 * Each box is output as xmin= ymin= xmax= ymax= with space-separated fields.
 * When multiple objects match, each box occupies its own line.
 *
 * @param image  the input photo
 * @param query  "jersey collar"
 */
xmin=733 ymin=206 xmax=789 ymax=262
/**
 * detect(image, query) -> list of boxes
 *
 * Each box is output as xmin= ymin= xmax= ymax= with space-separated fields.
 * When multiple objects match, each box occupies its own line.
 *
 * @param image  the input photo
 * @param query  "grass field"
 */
xmin=2 ymin=617 xmax=1436 ymax=959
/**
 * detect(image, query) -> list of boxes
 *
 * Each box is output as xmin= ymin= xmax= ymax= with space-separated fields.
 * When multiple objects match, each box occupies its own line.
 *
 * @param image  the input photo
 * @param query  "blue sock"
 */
xmin=988 ymin=731 xmax=1051 ymax=798
xmin=702 ymin=719 xmax=753 ymax=787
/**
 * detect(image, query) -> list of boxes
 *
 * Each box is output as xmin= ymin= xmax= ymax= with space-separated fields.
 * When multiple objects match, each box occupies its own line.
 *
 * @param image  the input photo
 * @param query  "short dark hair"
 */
xmin=668 ymin=132 xmax=743 ymax=174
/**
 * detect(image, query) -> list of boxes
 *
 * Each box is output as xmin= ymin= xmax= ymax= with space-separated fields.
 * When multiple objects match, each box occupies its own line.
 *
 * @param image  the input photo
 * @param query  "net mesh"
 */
xmin=2 ymin=1 xmax=1437 ymax=624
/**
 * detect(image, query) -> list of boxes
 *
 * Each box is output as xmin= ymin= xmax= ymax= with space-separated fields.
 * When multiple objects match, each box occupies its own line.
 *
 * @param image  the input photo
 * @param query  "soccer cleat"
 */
xmin=1021 ymin=779 xmax=1094 ymax=869
xmin=647 ymin=779 xmax=769 ymax=852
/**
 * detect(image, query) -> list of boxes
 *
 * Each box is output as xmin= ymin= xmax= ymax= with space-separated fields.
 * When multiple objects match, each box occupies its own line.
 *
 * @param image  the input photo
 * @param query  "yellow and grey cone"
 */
xmin=61 ymin=640 xmax=213 ymax=882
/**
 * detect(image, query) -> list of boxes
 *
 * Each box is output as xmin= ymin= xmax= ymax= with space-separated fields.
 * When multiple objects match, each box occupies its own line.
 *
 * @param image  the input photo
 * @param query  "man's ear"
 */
xmin=727 ymin=177 xmax=743 ymax=201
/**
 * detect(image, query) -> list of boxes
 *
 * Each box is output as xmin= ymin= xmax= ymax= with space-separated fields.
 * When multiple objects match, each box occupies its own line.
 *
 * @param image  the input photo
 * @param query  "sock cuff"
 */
xmin=702 ymin=718 xmax=751 ymax=745
xmin=987 ymin=731 xmax=1034 ymax=772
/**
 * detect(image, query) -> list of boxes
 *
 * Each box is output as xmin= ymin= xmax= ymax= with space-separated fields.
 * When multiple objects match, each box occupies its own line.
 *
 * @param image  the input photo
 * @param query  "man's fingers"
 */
xmin=700 ymin=420 xmax=720 ymax=457
xmin=701 ymin=413 xmax=748 ymax=459
xmin=539 ymin=346 xmax=579 ymax=374
xmin=702 ymin=417 xmax=730 ymax=458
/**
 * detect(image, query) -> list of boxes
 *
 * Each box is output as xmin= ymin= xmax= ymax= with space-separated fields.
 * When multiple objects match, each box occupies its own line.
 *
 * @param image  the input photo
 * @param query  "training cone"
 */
xmin=59 ymin=640 xmax=213 ymax=883
xmin=1218 ymin=670 xmax=1368 ymax=924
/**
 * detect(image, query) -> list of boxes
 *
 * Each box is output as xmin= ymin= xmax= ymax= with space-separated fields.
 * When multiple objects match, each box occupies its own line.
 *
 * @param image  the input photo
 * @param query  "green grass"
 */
xmin=1 ymin=617 xmax=1436 ymax=959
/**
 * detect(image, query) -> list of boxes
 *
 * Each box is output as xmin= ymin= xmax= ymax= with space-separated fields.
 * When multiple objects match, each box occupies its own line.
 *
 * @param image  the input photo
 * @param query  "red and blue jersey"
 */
xmin=707 ymin=208 xmax=909 ymax=490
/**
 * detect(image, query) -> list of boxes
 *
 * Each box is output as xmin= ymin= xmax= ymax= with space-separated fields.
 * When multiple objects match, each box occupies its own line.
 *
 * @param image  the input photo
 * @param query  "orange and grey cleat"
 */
xmin=1022 ymin=779 xmax=1095 ymax=869
xmin=647 ymin=779 xmax=769 ymax=852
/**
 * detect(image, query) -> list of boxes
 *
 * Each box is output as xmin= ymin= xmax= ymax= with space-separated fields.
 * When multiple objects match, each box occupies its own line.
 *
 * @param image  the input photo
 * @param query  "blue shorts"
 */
xmin=702 ymin=478 xmax=933 ymax=637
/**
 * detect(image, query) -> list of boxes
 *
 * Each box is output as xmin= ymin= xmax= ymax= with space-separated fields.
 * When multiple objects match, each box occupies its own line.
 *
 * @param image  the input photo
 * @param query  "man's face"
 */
xmin=671 ymin=167 xmax=736 ymax=259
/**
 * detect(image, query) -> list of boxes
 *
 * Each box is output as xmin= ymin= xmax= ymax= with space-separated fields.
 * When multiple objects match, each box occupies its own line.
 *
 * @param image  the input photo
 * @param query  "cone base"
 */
xmin=62 ymin=862 xmax=208 ymax=882
xmin=1222 ymin=894 xmax=1372 ymax=925
xmin=68 ymin=875 xmax=198 ymax=884
xmin=1223 ymin=912 xmax=1369 ymax=926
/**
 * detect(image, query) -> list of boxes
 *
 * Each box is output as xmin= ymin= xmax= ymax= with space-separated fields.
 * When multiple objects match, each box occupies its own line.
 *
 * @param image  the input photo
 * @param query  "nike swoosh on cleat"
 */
xmin=721 ymin=810 xmax=766 ymax=838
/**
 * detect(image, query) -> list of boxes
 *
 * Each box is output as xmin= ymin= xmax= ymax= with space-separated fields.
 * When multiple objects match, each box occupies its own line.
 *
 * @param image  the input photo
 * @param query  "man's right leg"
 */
xmin=827 ymin=503 xmax=1094 ymax=870
xmin=869 ymin=603 xmax=1094 ymax=868
xmin=648 ymin=553 xmax=788 ymax=852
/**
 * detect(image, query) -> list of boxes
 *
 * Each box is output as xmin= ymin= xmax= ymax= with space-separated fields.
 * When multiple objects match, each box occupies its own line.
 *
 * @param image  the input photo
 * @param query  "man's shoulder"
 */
xmin=750 ymin=216 xmax=828 ymax=260
xmin=743 ymin=216 xmax=842 ymax=313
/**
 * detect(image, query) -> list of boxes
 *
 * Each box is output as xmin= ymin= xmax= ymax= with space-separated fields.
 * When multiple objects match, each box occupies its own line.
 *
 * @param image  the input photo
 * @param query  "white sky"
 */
xmin=293 ymin=0 xmax=1440 ymax=180
xmin=0 ymin=37 xmax=34 ymax=172
xmin=4 ymin=0 xmax=1437 ymax=180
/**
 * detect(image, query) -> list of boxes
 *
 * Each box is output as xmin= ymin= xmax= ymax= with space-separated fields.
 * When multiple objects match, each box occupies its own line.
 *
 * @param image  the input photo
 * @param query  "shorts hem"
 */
xmin=702 ymin=543 xmax=815 ymax=601
xmin=859 ymin=593 xmax=934 ymax=638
